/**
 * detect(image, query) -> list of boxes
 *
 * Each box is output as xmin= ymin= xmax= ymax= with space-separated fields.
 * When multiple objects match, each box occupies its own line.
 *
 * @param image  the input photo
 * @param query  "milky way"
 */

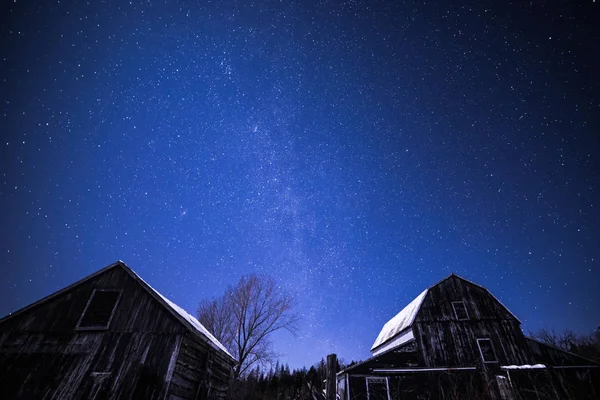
xmin=1 ymin=1 xmax=598 ymax=367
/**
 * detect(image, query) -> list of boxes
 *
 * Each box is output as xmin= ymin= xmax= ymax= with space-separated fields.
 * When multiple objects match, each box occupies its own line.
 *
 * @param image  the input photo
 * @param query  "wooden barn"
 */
xmin=0 ymin=260 xmax=236 ymax=400
xmin=336 ymin=274 xmax=599 ymax=400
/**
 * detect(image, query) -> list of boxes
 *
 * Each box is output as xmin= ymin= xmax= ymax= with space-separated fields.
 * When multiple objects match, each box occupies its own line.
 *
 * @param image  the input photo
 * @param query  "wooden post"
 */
xmin=326 ymin=353 xmax=337 ymax=400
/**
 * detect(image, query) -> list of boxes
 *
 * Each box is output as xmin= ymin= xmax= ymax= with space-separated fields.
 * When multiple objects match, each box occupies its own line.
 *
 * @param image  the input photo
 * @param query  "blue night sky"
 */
xmin=1 ymin=1 xmax=598 ymax=368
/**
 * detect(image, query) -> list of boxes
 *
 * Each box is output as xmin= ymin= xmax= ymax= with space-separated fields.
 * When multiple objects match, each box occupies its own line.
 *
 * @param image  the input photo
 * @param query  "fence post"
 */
xmin=326 ymin=353 xmax=337 ymax=400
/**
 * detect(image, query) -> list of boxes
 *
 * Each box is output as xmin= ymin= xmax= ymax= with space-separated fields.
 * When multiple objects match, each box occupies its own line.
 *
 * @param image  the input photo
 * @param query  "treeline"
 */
xmin=231 ymin=327 xmax=600 ymax=399
xmin=530 ymin=326 xmax=600 ymax=363
xmin=232 ymin=358 xmax=349 ymax=400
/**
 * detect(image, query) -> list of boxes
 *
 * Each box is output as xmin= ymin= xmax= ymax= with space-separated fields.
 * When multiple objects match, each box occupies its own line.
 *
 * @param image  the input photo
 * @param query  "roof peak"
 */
xmin=371 ymin=272 xmax=522 ymax=352
xmin=0 ymin=260 xmax=236 ymax=362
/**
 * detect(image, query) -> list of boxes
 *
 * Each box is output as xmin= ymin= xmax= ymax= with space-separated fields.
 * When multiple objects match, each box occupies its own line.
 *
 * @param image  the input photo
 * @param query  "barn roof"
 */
xmin=0 ymin=260 xmax=235 ymax=362
xmin=370 ymin=289 xmax=427 ymax=351
xmin=370 ymin=273 xmax=520 ymax=352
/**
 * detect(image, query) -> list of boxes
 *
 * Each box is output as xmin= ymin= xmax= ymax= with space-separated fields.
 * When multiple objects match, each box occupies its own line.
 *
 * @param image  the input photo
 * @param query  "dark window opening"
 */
xmin=452 ymin=301 xmax=469 ymax=320
xmin=366 ymin=377 xmax=389 ymax=400
xmin=77 ymin=290 xmax=121 ymax=329
xmin=477 ymin=338 xmax=497 ymax=363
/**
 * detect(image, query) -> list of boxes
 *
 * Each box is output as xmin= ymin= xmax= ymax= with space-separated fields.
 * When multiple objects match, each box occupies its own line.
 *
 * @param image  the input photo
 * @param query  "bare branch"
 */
xmin=197 ymin=273 xmax=300 ymax=381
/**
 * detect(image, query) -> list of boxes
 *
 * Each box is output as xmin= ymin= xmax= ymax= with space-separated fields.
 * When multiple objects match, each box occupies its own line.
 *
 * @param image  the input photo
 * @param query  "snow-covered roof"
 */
xmin=129 ymin=267 xmax=235 ymax=360
xmin=0 ymin=261 xmax=236 ymax=362
xmin=0 ymin=260 xmax=237 ymax=362
xmin=370 ymin=273 xmax=523 ymax=352
xmin=371 ymin=289 xmax=428 ymax=351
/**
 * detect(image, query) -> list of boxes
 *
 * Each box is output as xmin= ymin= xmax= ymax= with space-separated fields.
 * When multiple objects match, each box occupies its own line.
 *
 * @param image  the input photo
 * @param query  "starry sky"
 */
xmin=1 ymin=0 xmax=598 ymax=368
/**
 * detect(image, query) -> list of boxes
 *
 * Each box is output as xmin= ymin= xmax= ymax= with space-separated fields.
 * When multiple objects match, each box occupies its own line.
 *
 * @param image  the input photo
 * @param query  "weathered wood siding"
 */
xmin=169 ymin=333 xmax=207 ymax=399
xmin=0 ymin=267 xmax=187 ymax=334
xmin=413 ymin=275 xmax=531 ymax=367
xmin=415 ymin=275 xmax=516 ymax=324
xmin=413 ymin=320 xmax=531 ymax=367
xmin=168 ymin=333 xmax=233 ymax=400
xmin=345 ymin=370 xmax=488 ymax=400
xmin=0 ymin=331 xmax=180 ymax=399
xmin=0 ymin=266 xmax=206 ymax=399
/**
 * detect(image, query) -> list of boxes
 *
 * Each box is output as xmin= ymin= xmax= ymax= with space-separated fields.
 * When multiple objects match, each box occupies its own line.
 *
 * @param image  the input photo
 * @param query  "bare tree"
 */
xmin=198 ymin=274 xmax=299 ymax=381
xmin=529 ymin=328 xmax=579 ymax=351
xmin=529 ymin=327 xmax=600 ymax=362
xmin=197 ymin=297 xmax=235 ymax=350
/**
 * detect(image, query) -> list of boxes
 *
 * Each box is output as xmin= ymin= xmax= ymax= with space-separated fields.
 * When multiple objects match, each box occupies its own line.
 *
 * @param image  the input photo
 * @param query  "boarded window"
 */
xmin=477 ymin=338 xmax=497 ymax=363
xmin=452 ymin=301 xmax=469 ymax=320
xmin=366 ymin=377 xmax=389 ymax=400
xmin=77 ymin=290 xmax=121 ymax=329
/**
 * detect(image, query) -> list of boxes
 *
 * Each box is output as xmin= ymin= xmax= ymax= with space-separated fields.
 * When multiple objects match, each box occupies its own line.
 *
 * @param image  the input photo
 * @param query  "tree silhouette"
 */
xmin=198 ymin=274 xmax=299 ymax=381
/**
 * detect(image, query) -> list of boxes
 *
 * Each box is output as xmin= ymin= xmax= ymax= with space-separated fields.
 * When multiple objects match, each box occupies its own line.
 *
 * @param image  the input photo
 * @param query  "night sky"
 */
xmin=1 ymin=0 xmax=598 ymax=368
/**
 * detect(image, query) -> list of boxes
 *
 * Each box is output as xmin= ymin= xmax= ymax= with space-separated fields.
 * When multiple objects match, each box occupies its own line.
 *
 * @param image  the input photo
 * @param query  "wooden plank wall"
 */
xmin=415 ymin=276 xmax=517 ymax=324
xmin=169 ymin=334 xmax=206 ymax=399
xmin=0 ymin=331 xmax=179 ymax=399
xmin=168 ymin=333 xmax=233 ymax=400
xmin=0 ymin=266 xmax=234 ymax=400
xmin=0 ymin=267 xmax=187 ymax=334
xmin=347 ymin=371 xmax=488 ymax=400
xmin=413 ymin=320 xmax=531 ymax=367
xmin=0 ymin=267 xmax=230 ymax=399
xmin=414 ymin=276 xmax=531 ymax=367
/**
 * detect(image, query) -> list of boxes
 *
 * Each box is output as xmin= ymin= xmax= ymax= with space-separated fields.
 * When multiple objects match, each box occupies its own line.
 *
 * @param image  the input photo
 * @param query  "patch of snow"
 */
xmin=371 ymin=289 xmax=428 ymax=351
xmin=502 ymin=364 xmax=546 ymax=370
